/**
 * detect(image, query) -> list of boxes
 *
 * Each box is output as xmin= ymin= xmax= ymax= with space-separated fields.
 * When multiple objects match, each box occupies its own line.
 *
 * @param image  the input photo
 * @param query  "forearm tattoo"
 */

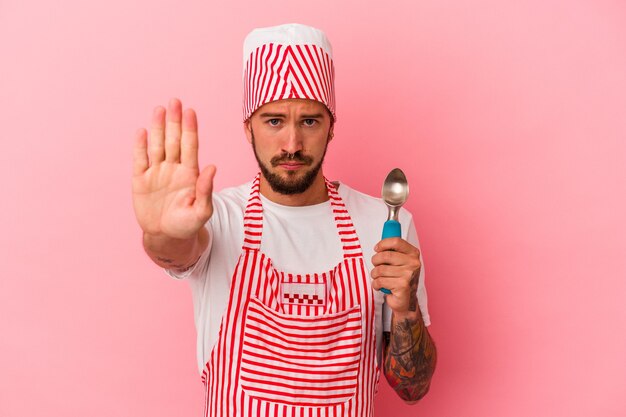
xmin=408 ymin=269 xmax=418 ymax=312
xmin=155 ymin=256 xmax=197 ymax=271
xmin=383 ymin=314 xmax=437 ymax=402
xmin=156 ymin=256 xmax=183 ymax=268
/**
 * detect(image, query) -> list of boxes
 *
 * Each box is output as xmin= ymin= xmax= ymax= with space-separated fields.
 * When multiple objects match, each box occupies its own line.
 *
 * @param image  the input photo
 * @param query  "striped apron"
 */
xmin=202 ymin=175 xmax=379 ymax=417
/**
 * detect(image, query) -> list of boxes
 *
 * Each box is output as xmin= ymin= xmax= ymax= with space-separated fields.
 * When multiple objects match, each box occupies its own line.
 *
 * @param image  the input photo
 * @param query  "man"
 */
xmin=132 ymin=23 xmax=436 ymax=416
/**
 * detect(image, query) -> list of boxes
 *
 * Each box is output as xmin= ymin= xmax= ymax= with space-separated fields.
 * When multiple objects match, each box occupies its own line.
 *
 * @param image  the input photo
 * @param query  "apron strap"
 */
xmin=325 ymin=178 xmax=364 ymax=259
xmin=242 ymin=174 xmax=364 ymax=259
xmin=242 ymin=175 xmax=263 ymax=250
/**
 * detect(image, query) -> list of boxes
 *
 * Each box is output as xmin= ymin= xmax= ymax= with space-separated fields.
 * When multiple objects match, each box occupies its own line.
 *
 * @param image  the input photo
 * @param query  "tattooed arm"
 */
xmin=371 ymin=237 xmax=437 ymax=403
xmin=383 ymin=307 xmax=437 ymax=403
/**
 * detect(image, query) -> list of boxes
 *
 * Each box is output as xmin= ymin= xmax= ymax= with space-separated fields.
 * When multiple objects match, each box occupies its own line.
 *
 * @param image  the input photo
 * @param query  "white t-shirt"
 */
xmin=167 ymin=180 xmax=430 ymax=374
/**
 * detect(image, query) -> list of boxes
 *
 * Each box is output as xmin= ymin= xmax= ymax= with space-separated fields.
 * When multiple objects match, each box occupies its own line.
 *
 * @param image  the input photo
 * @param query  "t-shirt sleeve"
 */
xmin=382 ymin=214 xmax=431 ymax=331
xmin=163 ymin=223 xmax=213 ymax=280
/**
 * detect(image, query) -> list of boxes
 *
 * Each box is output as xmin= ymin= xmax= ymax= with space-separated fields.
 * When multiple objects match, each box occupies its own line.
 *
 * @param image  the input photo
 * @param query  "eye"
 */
xmin=268 ymin=119 xmax=281 ymax=126
xmin=303 ymin=119 xmax=317 ymax=127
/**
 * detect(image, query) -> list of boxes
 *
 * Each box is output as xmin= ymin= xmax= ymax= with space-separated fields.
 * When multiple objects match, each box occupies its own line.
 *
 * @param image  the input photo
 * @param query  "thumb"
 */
xmin=195 ymin=165 xmax=216 ymax=218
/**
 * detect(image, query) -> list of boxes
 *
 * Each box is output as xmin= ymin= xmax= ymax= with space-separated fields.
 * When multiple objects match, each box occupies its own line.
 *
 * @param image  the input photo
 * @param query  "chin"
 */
xmin=262 ymin=164 xmax=322 ymax=195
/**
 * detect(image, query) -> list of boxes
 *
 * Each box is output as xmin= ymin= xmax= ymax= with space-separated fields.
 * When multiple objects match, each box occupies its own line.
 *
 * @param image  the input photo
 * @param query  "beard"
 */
xmin=251 ymin=130 xmax=329 ymax=195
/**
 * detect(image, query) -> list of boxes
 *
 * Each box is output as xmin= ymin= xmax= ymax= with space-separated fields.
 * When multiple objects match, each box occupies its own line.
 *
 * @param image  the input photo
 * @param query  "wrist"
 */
xmin=143 ymin=230 xmax=197 ymax=243
xmin=392 ymin=308 xmax=422 ymax=324
xmin=143 ymin=230 xmax=205 ymax=269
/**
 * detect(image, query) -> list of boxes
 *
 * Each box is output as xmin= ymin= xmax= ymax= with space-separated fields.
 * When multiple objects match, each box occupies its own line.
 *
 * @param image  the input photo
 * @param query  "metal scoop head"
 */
xmin=382 ymin=168 xmax=409 ymax=221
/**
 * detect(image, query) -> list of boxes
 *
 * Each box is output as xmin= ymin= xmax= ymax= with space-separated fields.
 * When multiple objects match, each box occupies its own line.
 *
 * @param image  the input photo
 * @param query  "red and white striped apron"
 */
xmin=202 ymin=175 xmax=378 ymax=417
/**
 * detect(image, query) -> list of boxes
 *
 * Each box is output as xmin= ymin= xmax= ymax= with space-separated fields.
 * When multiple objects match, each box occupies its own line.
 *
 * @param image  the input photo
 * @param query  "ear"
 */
xmin=327 ymin=125 xmax=335 ymax=143
xmin=243 ymin=119 xmax=253 ymax=144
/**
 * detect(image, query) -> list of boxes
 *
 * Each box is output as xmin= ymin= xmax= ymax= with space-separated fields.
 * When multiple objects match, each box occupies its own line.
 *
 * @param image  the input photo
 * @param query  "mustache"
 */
xmin=270 ymin=152 xmax=314 ymax=166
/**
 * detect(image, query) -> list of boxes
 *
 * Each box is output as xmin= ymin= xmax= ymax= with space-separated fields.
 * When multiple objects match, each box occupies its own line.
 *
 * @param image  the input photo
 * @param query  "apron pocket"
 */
xmin=239 ymin=297 xmax=362 ymax=407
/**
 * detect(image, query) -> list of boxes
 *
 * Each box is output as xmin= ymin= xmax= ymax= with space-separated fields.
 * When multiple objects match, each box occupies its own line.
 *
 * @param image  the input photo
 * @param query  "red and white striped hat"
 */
xmin=242 ymin=23 xmax=336 ymax=122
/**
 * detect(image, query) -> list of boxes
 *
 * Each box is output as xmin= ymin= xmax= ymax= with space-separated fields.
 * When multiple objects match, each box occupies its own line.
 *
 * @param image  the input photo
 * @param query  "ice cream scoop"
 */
xmin=380 ymin=168 xmax=409 ymax=294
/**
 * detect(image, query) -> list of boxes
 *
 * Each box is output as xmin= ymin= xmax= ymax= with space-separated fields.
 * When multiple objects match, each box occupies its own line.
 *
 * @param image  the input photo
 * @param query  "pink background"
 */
xmin=1 ymin=0 xmax=625 ymax=416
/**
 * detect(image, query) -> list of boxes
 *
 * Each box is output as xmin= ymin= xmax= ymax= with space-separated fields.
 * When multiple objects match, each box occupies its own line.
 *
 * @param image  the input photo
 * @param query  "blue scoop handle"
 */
xmin=380 ymin=220 xmax=401 ymax=294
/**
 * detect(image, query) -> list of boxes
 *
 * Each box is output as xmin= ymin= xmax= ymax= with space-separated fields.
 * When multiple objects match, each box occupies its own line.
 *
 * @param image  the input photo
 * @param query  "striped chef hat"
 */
xmin=242 ymin=23 xmax=336 ymax=122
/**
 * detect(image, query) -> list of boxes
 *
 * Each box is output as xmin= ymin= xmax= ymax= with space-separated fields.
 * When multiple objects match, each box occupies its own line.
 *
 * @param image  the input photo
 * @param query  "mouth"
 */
xmin=277 ymin=162 xmax=305 ymax=170
xmin=271 ymin=154 xmax=313 ymax=170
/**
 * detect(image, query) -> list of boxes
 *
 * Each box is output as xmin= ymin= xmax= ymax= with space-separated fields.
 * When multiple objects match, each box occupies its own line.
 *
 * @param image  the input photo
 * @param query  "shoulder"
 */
xmin=209 ymin=182 xmax=252 ymax=229
xmin=212 ymin=182 xmax=251 ymax=210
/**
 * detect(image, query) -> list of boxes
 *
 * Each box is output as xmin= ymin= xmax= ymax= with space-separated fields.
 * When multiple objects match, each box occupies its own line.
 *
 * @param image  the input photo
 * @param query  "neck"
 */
xmin=259 ymin=171 xmax=329 ymax=206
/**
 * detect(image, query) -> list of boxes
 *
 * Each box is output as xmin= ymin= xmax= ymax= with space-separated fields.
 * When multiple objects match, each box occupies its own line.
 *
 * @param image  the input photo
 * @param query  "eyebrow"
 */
xmin=258 ymin=112 xmax=325 ymax=118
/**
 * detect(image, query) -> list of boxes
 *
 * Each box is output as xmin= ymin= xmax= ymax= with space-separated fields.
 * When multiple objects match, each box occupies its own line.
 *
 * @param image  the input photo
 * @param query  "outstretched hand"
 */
xmin=132 ymin=98 xmax=216 ymax=240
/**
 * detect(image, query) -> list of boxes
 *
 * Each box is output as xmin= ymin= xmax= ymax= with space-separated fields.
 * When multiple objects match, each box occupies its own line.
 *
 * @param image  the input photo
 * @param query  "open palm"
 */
xmin=132 ymin=99 xmax=215 ymax=240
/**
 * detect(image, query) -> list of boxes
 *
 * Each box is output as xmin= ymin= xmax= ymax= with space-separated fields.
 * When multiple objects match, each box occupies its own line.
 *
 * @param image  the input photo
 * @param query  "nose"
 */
xmin=280 ymin=124 xmax=303 ymax=155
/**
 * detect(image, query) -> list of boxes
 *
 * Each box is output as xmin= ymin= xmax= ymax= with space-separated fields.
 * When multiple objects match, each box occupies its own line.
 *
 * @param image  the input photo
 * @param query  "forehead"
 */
xmin=254 ymin=99 xmax=330 ymax=116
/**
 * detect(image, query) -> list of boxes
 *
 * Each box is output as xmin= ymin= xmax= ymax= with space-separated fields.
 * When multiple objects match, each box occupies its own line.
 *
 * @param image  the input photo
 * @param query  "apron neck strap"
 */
xmin=241 ymin=175 xmax=263 ymax=250
xmin=324 ymin=178 xmax=364 ymax=259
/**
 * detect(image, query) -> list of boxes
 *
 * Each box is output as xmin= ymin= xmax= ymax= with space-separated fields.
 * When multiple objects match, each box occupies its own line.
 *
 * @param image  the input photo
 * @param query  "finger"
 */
xmin=371 ymin=264 xmax=388 ymax=279
xmin=372 ymin=272 xmax=415 ymax=294
xmin=371 ymin=264 xmax=405 ymax=279
xmin=165 ymin=98 xmax=182 ymax=162
xmin=195 ymin=165 xmax=216 ymax=218
xmin=372 ymin=252 xmax=421 ymax=273
xmin=371 ymin=276 xmax=401 ymax=292
xmin=148 ymin=106 xmax=166 ymax=163
xmin=133 ymin=128 xmax=149 ymax=176
xmin=181 ymin=108 xmax=199 ymax=170
xmin=375 ymin=237 xmax=420 ymax=256
xmin=371 ymin=250 xmax=409 ymax=267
